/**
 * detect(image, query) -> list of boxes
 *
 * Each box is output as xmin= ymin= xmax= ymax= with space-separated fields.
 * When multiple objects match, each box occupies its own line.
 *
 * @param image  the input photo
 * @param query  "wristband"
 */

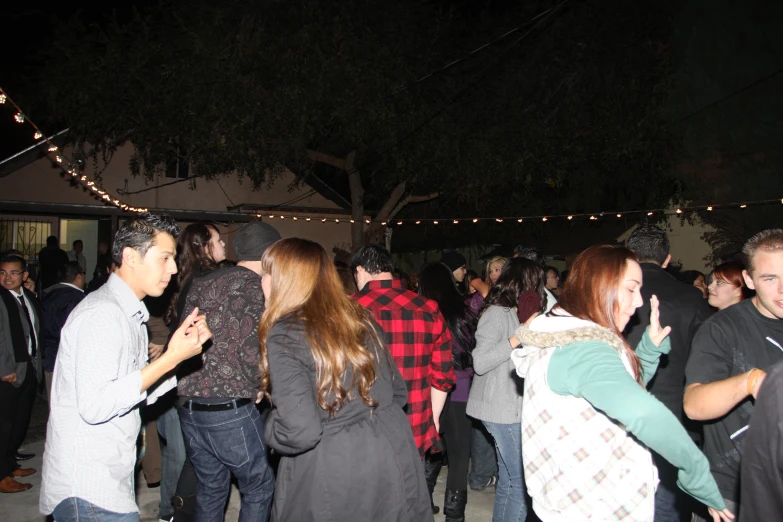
xmin=747 ymin=368 xmax=763 ymax=396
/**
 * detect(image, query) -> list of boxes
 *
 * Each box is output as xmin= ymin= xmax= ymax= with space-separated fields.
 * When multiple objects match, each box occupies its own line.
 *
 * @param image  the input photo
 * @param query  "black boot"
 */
xmin=444 ymin=489 xmax=467 ymax=522
xmin=424 ymin=453 xmax=443 ymax=514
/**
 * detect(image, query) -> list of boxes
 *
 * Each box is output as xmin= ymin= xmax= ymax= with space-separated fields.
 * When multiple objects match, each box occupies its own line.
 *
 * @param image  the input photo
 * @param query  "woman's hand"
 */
xmin=708 ymin=506 xmax=734 ymax=521
xmin=647 ymin=295 xmax=671 ymax=347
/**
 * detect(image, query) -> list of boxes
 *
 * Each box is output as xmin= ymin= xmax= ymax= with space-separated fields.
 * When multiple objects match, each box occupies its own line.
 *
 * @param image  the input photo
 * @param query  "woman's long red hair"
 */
xmin=258 ymin=238 xmax=382 ymax=416
xmin=557 ymin=244 xmax=643 ymax=384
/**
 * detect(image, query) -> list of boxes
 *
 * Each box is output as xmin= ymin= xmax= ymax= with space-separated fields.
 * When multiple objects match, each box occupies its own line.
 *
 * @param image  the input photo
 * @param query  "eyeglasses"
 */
xmin=0 ymin=270 xmax=24 ymax=277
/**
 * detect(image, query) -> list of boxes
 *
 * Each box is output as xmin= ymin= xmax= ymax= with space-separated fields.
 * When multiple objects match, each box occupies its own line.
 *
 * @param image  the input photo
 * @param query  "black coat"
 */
xmin=265 ymin=317 xmax=433 ymax=522
xmin=625 ymin=263 xmax=712 ymax=420
xmin=41 ymin=283 xmax=85 ymax=372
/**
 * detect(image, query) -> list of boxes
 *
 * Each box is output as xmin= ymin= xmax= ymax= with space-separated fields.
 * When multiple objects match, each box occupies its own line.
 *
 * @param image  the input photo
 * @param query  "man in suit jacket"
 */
xmin=625 ymin=224 xmax=712 ymax=522
xmin=0 ymin=255 xmax=43 ymax=493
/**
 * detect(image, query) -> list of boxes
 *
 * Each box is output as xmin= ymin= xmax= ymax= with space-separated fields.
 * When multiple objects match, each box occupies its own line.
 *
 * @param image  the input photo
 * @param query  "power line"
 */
xmin=361 ymin=7 xmax=555 ymax=110
xmin=664 ymin=66 xmax=783 ymax=129
xmin=374 ymin=0 xmax=572 ymax=159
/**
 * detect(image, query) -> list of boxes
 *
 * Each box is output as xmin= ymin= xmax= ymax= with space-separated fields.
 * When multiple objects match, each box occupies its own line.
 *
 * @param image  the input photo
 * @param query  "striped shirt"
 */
xmin=40 ymin=274 xmax=175 ymax=515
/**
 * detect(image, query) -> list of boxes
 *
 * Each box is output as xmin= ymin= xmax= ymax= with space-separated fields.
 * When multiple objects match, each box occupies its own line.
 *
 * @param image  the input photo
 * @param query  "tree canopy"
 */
xmin=36 ymin=0 xmax=679 ymax=251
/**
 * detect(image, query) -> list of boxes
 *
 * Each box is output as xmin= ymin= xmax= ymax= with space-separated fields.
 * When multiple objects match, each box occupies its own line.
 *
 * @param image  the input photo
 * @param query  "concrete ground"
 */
xmin=1 ymin=395 xmax=498 ymax=521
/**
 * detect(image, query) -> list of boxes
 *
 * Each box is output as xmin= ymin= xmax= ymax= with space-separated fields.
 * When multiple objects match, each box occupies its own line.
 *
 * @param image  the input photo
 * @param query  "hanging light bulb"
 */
xmin=472 ymin=218 xmax=478 ymax=223
xmin=280 ymin=215 xmax=285 ymax=220
xmin=398 ymin=221 xmax=404 ymax=225
xmin=495 ymin=218 xmax=503 ymax=223
xmin=542 ymin=217 xmax=548 ymax=222
xmin=676 ymin=209 xmax=682 ymax=214
xmin=567 ymin=216 xmax=573 ymax=220
xmin=616 ymin=213 xmax=621 ymax=218
xmin=0 ymin=93 xmax=6 ymax=104
xmin=706 ymin=206 xmax=713 ymax=211
xmin=453 ymin=220 xmax=458 ymax=224
xmin=381 ymin=222 xmax=387 ymax=226
xmin=292 ymin=216 xmax=298 ymax=220
xmin=269 ymin=215 xmax=274 ymax=218
xmin=14 ymin=112 xmax=25 ymax=123
xmin=306 ymin=217 xmax=311 ymax=221
xmin=433 ymin=220 xmax=438 ymax=225
xmin=647 ymin=212 xmax=653 ymax=216
xmin=55 ymin=155 xmax=63 ymax=163
xmin=517 ymin=218 xmax=523 ymax=223
xmin=321 ymin=218 xmax=327 ymax=223
xmin=415 ymin=220 xmax=421 ymax=225
xmin=48 ymin=145 xmax=58 ymax=152
xmin=34 ymin=131 xmax=43 ymax=139
xmin=740 ymin=204 xmax=747 ymax=208
xmin=350 ymin=219 xmax=355 ymax=223
xmin=335 ymin=219 xmax=340 ymax=223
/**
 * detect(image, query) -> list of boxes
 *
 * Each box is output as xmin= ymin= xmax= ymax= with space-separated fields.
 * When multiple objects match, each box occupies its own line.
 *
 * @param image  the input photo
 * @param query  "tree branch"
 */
xmin=306 ymin=149 xmax=346 ymax=170
xmin=388 ymin=192 xmax=439 ymax=221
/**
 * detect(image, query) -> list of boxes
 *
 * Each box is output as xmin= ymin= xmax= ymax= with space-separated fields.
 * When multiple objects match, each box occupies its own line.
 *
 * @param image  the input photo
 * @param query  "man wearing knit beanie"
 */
xmin=175 ymin=220 xmax=280 ymax=521
xmin=440 ymin=251 xmax=467 ymax=283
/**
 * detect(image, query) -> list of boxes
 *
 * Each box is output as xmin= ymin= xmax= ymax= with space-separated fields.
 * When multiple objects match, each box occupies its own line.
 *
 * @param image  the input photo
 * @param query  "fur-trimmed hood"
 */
xmin=511 ymin=313 xmax=627 ymax=379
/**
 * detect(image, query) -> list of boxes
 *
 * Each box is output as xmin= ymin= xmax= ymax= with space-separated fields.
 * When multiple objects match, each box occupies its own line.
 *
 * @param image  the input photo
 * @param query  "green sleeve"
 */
xmin=634 ymin=327 xmax=671 ymax=386
xmin=548 ymin=341 xmax=726 ymax=510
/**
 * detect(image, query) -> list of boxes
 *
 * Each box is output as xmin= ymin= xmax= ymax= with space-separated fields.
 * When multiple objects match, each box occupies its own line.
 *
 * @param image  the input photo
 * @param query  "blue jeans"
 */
xmin=468 ymin=419 xmax=498 ymax=488
xmin=483 ymin=421 xmax=527 ymax=522
xmin=157 ymin=404 xmax=186 ymax=518
xmin=52 ymin=497 xmax=139 ymax=522
xmin=178 ymin=402 xmax=275 ymax=522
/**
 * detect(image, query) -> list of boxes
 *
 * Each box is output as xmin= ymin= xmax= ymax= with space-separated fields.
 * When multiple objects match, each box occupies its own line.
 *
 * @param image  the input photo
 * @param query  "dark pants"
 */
xmin=441 ymin=400 xmax=472 ymax=491
xmin=0 ymin=362 xmax=36 ymax=478
xmin=468 ymin=418 xmax=497 ymax=488
xmin=178 ymin=401 xmax=274 ymax=522
xmin=653 ymin=452 xmax=690 ymax=521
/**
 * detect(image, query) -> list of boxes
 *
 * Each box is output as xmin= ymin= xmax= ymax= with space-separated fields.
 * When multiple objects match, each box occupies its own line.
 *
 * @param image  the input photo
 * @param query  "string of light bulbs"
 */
xmin=0 ymin=86 xmax=147 ymax=213
xmin=257 ymin=196 xmax=783 ymax=227
xmin=3 ymin=86 xmax=780 ymax=224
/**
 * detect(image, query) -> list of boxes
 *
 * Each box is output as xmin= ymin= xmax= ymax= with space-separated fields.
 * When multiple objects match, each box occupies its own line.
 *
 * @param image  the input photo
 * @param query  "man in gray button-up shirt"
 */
xmin=40 ymin=213 xmax=212 ymax=520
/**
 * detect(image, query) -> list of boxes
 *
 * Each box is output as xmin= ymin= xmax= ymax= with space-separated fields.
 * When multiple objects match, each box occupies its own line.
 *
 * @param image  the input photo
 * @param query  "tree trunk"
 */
xmin=345 ymin=151 xmax=365 ymax=251
xmin=306 ymin=149 xmax=439 ymax=251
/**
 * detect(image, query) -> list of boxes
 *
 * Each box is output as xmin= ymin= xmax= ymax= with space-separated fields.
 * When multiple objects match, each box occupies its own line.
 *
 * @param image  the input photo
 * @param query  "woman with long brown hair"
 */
xmin=258 ymin=238 xmax=432 ymax=522
xmin=511 ymin=245 xmax=733 ymax=522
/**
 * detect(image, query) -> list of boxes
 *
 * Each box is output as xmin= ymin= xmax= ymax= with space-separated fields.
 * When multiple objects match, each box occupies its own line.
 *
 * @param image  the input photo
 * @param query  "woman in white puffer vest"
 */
xmin=510 ymin=245 xmax=733 ymax=522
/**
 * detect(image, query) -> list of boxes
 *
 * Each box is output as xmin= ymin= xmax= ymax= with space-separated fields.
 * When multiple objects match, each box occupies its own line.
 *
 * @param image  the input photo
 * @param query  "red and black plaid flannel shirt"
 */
xmin=355 ymin=279 xmax=455 ymax=457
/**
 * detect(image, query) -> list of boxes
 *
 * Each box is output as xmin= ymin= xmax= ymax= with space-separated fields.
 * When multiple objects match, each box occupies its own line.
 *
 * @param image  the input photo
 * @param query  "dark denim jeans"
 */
xmin=483 ymin=421 xmax=527 ymax=522
xmin=468 ymin=418 xmax=498 ymax=489
xmin=157 ymin=404 xmax=186 ymax=519
xmin=652 ymin=453 xmax=690 ymax=522
xmin=52 ymin=497 xmax=139 ymax=522
xmin=178 ymin=402 xmax=274 ymax=522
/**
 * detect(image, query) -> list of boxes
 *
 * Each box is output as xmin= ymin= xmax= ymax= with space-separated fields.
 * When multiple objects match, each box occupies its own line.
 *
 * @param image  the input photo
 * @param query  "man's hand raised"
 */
xmin=166 ymin=307 xmax=212 ymax=365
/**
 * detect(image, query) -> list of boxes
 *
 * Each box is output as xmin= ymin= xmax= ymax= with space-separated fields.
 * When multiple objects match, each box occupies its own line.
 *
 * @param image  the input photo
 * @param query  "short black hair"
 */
xmin=0 ymin=255 xmax=27 ymax=272
xmin=513 ymin=246 xmax=543 ymax=265
xmin=46 ymin=236 xmax=58 ymax=247
xmin=112 ymin=213 xmax=180 ymax=267
xmin=544 ymin=265 xmax=559 ymax=277
xmin=73 ymin=239 xmax=83 ymax=248
xmin=627 ymin=224 xmax=670 ymax=265
xmin=350 ymin=244 xmax=394 ymax=275
xmin=58 ymin=261 xmax=83 ymax=283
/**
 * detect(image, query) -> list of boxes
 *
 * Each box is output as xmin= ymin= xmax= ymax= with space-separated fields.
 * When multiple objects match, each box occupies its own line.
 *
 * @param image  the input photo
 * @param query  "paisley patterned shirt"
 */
xmin=176 ymin=266 xmax=264 ymax=399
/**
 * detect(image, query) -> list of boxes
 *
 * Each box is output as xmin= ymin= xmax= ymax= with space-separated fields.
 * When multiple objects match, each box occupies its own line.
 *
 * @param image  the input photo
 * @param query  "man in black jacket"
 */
xmin=41 ymin=261 xmax=86 ymax=401
xmin=0 ymin=255 xmax=43 ymax=493
xmin=37 ymin=236 xmax=69 ymax=291
xmin=625 ymin=224 xmax=712 ymax=522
